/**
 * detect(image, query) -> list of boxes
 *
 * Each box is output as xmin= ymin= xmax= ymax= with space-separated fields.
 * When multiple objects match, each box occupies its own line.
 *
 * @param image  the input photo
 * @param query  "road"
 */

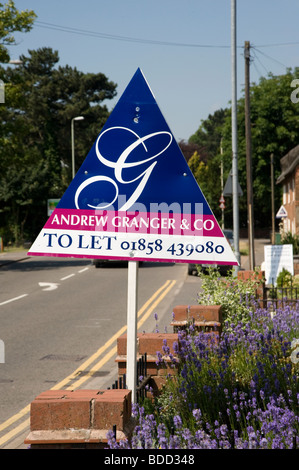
xmin=0 ymin=253 xmax=202 ymax=448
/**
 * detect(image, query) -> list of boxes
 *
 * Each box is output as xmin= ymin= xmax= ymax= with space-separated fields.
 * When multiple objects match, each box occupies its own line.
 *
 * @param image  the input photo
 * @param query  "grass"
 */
xmin=239 ymin=240 xmax=249 ymax=256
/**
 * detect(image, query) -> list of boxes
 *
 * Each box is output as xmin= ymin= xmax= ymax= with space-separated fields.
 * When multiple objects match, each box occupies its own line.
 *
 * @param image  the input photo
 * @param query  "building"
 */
xmin=276 ymin=144 xmax=299 ymax=235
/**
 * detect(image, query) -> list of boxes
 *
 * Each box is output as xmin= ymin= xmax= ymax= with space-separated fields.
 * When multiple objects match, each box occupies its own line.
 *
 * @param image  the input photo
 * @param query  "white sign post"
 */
xmin=126 ymin=260 xmax=138 ymax=403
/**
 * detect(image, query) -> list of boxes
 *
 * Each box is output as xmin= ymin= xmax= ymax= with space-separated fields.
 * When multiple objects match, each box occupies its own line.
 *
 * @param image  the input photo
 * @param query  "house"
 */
xmin=276 ymin=144 xmax=299 ymax=235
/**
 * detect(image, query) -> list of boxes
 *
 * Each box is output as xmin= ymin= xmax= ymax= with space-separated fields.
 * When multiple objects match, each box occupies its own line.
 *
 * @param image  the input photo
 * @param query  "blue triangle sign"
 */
xmin=28 ymin=69 xmax=238 ymax=267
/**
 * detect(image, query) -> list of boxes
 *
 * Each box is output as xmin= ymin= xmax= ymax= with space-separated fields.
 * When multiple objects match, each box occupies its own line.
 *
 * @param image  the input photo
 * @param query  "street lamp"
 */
xmin=1 ymin=60 xmax=23 ymax=104
xmin=8 ymin=60 xmax=23 ymax=65
xmin=71 ymin=116 xmax=84 ymax=179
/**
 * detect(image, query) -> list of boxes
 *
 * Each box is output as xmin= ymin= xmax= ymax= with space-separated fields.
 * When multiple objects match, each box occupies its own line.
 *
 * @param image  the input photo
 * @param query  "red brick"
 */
xmin=172 ymin=305 xmax=190 ymax=321
xmin=33 ymin=390 xmax=69 ymax=400
xmin=29 ymin=389 xmax=133 ymax=433
xmin=30 ymin=397 xmax=91 ymax=431
xmin=173 ymin=305 xmax=222 ymax=323
xmin=117 ymin=333 xmax=178 ymax=356
xmin=93 ymin=390 xmax=131 ymax=431
xmin=190 ymin=305 xmax=222 ymax=323
xmin=237 ymin=270 xmax=264 ymax=281
xmin=117 ymin=335 xmax=127 ymax=356
xmin=138 ymin=333 xmax=178 ymax=355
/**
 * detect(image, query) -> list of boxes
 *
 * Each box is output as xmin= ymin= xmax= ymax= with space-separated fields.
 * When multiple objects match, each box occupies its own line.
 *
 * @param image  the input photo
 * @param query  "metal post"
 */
xmin=126 ymin=260 xmax=139 ymax=404
xmin=220 ymin=140 xmax=224 ymax=230
xmin=71 ymin=116 xmax=84 ymax=180
xmin=271 ymin=153 xmax=275 ymax=244
xmin=71 ymin=119 xmax=75 ymax=180
xmin=231 ymin=0 xmax=240 ymax=272
xmin=244 ymin=41 xmax=255 ymax=269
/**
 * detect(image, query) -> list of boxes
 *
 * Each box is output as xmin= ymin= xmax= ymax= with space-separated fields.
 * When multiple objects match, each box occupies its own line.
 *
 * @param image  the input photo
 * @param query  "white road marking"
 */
xmin=38 ymin=282 xmax=60 ymax=291
xmin=78 ymin=267 xmax=89 ymax=273
xmin=60 ymin=274 xmax=75 ymax=281
xmin=0 ymin=294 xmax=28 ymax=306
xmin=1 ymin=266 xmax=89 ymax=307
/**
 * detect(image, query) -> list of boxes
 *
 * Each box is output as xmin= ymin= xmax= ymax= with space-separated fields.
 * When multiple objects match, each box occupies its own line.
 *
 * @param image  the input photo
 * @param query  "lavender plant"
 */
xmin=107 ymin=277 xmax=298 ymax=449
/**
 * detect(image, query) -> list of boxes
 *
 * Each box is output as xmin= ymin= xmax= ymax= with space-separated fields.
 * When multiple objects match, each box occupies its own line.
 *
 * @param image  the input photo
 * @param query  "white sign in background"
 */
xmin=264 ymin=244 xmax=294 ymax=285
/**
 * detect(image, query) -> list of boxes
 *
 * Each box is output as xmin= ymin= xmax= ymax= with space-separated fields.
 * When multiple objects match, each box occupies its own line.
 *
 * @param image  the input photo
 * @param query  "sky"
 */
xmin=8 ymin=0 xmax=299 ymax=142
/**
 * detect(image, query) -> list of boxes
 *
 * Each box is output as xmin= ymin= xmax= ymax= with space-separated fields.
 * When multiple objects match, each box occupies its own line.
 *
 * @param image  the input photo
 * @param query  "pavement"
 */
xmin=239 ymin=238 xmax=270 ymax=271
xmin=0 ymin=249 xmax=29 ymax=267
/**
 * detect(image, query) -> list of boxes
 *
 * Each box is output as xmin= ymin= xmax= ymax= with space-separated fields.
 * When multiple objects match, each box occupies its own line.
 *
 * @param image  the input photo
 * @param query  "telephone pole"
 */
xmin=271 ymin=153 xmax=275 ymax=244
xmin=244 ymin=41 xmax=255 ymax=269
xmin=231 ymin=0 xmax=240 ymax=271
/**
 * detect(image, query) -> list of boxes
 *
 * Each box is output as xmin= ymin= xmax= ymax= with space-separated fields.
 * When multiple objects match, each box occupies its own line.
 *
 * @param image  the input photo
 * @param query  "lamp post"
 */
xmin=71 ymin=116 xmax=84 ymax=179
xmin=8 ymin=60 xmax=23 ymax=65
xmin=1 ymin=60 xmax=23 ymax=104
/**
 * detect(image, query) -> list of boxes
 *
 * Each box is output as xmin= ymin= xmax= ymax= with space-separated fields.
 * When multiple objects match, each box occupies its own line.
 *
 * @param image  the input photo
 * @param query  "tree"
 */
xmin=0 ymin=47 xmax=117 ymax=244
xmin=188 ymin=109 xmax=229 ymax=222
xmin=0 ymin=1 xmax=36 ymax=62
xmin=189 ymin=108 xmax=227 ymax=160
xmin=189 ymin=69 xmax=299 ymax=231
xmin=178 ymin=140 xmax=205 ymax=163
xmin=221 ymin=68 xmax=299 ymax=230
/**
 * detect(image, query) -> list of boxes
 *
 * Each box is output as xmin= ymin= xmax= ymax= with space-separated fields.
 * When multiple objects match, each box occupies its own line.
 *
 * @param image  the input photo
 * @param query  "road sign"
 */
xmin=276 ymin=205 xmax=288 ymax=218
xmin=28 ymin=68 xmax=238 ymax=402
xmin=28 ymin=69 xmax=238 ymax=268
xmin=47 ymin=199 xmax=60 ymax=216
xmin=223 ymin=169 xmax=243 ymax=197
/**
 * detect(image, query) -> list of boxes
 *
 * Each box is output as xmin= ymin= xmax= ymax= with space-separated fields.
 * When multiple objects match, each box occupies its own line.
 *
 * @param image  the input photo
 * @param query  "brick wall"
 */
xmin=237 ymin=270 xmax=265 ymax=306
xmin=25 ymin=389 xmax=134 ymax=449
xmin=171 ymin=304 xmax=222 ymax=333
xmin=25 ymin=303 xmax=223 ymax=448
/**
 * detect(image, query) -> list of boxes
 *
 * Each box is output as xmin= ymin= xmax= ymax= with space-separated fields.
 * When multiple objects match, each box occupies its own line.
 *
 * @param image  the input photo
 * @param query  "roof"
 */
xmin=276 ymin=144 xmax=299 ymax=184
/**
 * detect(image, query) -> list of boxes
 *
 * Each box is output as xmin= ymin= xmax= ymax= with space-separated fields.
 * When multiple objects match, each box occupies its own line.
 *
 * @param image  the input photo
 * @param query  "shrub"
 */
xmin=107 ymin=275 xmax=299 ymax=449
xmin=276 ymin=268 xmax=293 ymax=288
xmin=280 ymin=231 xmax=299 ymax=255
xmin=196 ymin=267 xmax=262 ymax=330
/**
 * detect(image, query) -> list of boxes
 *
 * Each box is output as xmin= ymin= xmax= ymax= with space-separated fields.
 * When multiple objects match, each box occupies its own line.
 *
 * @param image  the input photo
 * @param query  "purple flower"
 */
xmin=192 ymin=408 xmax=202 ymax=422
xmin=173 ymin=415 xmax=182 ymax=430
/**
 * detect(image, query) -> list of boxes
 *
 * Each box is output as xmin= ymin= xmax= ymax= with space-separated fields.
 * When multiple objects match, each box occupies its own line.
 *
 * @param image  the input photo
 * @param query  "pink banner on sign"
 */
xmin=45 ymin=208 xmax=223 ymax=237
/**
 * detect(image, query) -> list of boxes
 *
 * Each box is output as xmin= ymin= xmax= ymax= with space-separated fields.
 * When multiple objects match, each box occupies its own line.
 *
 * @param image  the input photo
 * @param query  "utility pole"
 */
xmin=244 ymin=41 xmax=255 ymax=269
xmin=271 ymin=153 xmax=275 ymax=244
xmin=220 ymin=139 xmax=224 ymax=230
xmin=231 ymin=0 xmax=240 ymax=271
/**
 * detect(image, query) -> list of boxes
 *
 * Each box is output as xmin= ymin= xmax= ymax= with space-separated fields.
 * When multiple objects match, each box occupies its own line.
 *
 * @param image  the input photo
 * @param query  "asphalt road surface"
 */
xmin=0 ymin=254 xmax=202 ymax=448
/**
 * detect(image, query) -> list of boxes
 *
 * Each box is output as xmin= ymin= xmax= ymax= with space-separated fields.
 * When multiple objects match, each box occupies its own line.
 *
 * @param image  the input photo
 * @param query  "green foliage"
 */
xmin=0 ymin=47 xmax=117 ymax=244
xmin=196 ymin=267 xmax=262 ymax=329
xmin=0 ymin=1 xmax=36 ymax=62
xmin=280 ymin=231 xmax=299 ymax=255
xmin=276 ymin=268 xmax=293 ymax=288
xmin=189 ymin=69 xmax=299 ymax=230
xmin=188 ymin=109 xmax=228 ymax=222
xmin=274 ymin=267 xmax=299 ymax=292
xmin=143 ymin=274 xmax=298 ymax=448
xmin=189 ymin=108 xmax=227 ymax=159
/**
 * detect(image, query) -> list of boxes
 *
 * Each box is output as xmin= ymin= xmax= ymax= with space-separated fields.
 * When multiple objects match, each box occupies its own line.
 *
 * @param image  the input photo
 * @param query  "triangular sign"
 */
xmin=28 ymin=69 xmax=238 ymax=267
xmin=223 ymin=169 xmax=243 ymax=197
xmin=276 ymin=205 xmax=288 ymax=218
